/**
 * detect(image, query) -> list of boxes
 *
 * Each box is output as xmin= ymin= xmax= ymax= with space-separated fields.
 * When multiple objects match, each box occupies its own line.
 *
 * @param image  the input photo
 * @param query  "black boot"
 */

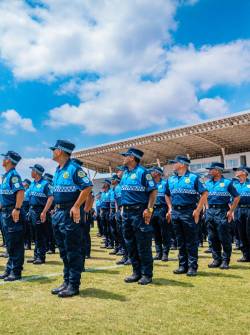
xmin=33 ymin=258 xmax=45 ymax=265
xmin=124 ymin=273 xmax=141 ymax=283
xmin=237 ymin=256 xmax=250 ymax=263
xmin=51 ymin=282 xmax=68 ymax=295
xmin=116 ymin=256 xmax=127 ymax=265
xmin=173 ymin=266 xmax=187 ymax=274
xmin=58 ymin=285 xmax=79 ymax=298
xmin=0 ymin=272 xmax=10 ymax=279
xmin=208 ymin=260 xmax=221 ymax=268
xmin=4 ymin=273 xmax=22 ymax=281
xmin=220 ymin=261 xmax=229 ymax=270
xmin=153 ymin=253 xmax=162 ymax=261
xmin=27 ymin=258 xmax=35 ymax=263
xmin=161 ymin=253 xmax=168 ymax=262
xmin=187 ymin=268 xmax=197 ymax=276
xmin=138 ymin=276 xmax=152 ymax=285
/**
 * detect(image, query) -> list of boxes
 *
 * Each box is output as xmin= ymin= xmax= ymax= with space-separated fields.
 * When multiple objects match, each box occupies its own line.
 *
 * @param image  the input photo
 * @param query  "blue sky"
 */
xmin=0 ymin=0 xmax=249 ymax=176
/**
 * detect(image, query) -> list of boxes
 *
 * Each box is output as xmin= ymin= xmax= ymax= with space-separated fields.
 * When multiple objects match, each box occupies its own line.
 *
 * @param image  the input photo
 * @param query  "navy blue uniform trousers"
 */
xmin=206 ymin=208 xmax=232 ymax=263
xmin=151 ymin=206 xmax=171 ymax=256
xmin=52 ymin=207 xmax=85 ymax=289
xmin=122 ymin=206 xmax=153 ymax=278
xmin=30 ymin=207 xmax=48 ymax=261
xmin=235 ymin=207 xmax=250 ymax=260
xmin=172 ymin=208 xmax=199 ymax=270
xmin=1 ymin=207 xmax=24 ymax=276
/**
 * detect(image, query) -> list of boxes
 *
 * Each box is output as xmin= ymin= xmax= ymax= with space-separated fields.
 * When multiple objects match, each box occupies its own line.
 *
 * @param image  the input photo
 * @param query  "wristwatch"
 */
xmin=147 ymin=207 xmax=153 ymax=213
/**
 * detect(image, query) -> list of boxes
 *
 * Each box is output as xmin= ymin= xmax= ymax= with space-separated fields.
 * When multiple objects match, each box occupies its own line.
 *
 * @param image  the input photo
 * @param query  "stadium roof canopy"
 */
xmin=73 ymin=111 xmax=250 ymax=173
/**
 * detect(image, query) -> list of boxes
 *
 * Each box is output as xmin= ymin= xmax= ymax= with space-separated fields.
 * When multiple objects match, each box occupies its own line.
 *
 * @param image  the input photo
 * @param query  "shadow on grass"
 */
xmin=198 ymin=271 xmax=242 ymax=279
xmin=80 ymin=288 xmax=127 ymax=301
xmin=153 ymin=278 xmax=194 ymax=287
xmin=45 ymin=260 xmax=62 ymax=265
xmin=199 ymin=255 xmax=212 ymax=259
xmin=22 ymin=276 xmax=58 ymax=284
xmin=87 ymin=269 xmax=120 ymax=275
xmin=90 ymin=256 xmax=116 ymax=261
xmin=91 ymin=249 xmax=106 ymax=253
xmin=230 ymin=264 xmax=250 ymax=270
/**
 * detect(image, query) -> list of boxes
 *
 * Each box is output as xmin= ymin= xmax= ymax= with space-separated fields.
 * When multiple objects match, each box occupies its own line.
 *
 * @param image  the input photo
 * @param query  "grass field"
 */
xmin=0 ymin=227 xmax=250 ymax=335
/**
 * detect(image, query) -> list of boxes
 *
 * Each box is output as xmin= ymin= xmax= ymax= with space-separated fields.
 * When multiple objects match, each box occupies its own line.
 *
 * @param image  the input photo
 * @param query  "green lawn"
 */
xmin=0 ymin=228 xmax=250 ymax=335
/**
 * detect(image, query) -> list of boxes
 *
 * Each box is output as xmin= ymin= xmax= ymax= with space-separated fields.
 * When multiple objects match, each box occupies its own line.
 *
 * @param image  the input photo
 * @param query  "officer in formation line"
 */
xmin=0 ymin=144 xmax=249 ymax=294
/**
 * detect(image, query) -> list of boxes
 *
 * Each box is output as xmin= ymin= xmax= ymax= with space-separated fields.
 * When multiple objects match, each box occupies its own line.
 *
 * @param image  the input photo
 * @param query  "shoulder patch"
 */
xmin=149 ymin=181 xmax=154 ymax=187
xmin=12 ymin=176 xmax=18 ymax=183
xmin=146 ymin=174 xmax=152 ymax=181
xmin=77 ymin=170 xmax=86 ymax=178
xmin=14 ymin=183 xmax=20 ymax=188
xmin=83 ymin=177 xmax=90 ymax=183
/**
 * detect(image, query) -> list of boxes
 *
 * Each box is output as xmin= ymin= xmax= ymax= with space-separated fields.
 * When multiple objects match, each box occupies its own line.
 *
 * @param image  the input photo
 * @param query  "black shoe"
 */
xmin=100 ymin=245 xmax=107 ymax=249
xmin=173 ymin=266 xmax=187 ymax=274
xmin=27 ymin=258 xmax=35 ymax=263
xmin=124 ymin=273 xmax=141 ymax=283
xmin=51 ymin=282 xmax=68 ymax=295
xmin=0 ymin=272 xmax=10 ymax=279
xmin=58 ymin=285 xmax=79 ymax=298
xmin=24 ymin=245 xmax=32 ymax=250
xmin=187 ymin=268 xmax=197 ymax=276
xmin=233 ymin=246 xmax=240 ymax=251
xmin=106 ymin=245 xmax=113 ymax=250
xmin=124 ymin=259 xmax=132 ymax=265
xmin=208 ymin=260 xmax=221 ymax=268
xmin=161 ymin=254 xmax=168 ymax=262
xmin=116 ymin=250 xmax=124 ymax=256
xmin=220 ymin=261 xmax=229 ymax=270
xmin=4 ymin=274 xmax=21 ymax=282
xmin=33 ymin=259 xmax=45 ymax=265
xmin=237 ymin=257 xmax=250 ymax=263
xmin=153 ymin=254 xmax=162 ymax=261
xmin=0 ymin=252 xmax=9 ymax=258
xmin=116 ymin=257 xmax=127 ymax=265
xmin=204 ymin=248 xmax=212 ymax=254
xmin=138 ymin=276 xmax=152 ymax=285
xmin=47 ymin=250 xmax=55 ymax=254
xmin=109 ymin=250 xmax=117 ymax=255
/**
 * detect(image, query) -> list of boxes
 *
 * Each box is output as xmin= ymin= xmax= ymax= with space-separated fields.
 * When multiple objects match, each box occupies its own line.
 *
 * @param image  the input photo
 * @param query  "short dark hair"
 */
xmin=134 ymin=157 xmax=140 ymax=164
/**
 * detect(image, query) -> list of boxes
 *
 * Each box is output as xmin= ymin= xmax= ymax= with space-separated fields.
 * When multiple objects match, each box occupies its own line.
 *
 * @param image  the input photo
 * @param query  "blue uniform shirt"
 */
xmin=155 ymin=179 xmax=168 ymax=206
xmin=232 ymin=178 xmax=250 ymax=205
xmin=0 ymin=168 xmax=24 ymax=206
xmin=205 ymin=176 xmax=239 ymax=205
xmin=29 ymin=178 xmax=53 ymax=207
xmin=23 ymin=187 xmax=31 ymax=207
xmin=100 ymin=190 xmax=111 ymax=209
xmin=120 ymin=165 xmax=157 ymax=206
xmin=165 ymin=170 xmax=206 ymax=206
xmin=114 ymin=183 xmax=122 ymax=207
xmin=95 ymin=198 xmax=101 ymax=215
xmin=53 ymin=159 xmax=92 ymax=204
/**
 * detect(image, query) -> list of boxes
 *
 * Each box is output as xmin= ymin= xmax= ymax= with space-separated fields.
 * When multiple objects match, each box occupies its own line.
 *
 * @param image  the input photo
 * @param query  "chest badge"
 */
xmin=247 ymin=185 xmax=250 ymax=188
xmin=220 ymin=183 xmax=225 ymax=187
xmin=12 ymin=177 xmax=18 ymax=183
xmin=131 ymin=173 xmax=137 ymax=180
xmin=63 ymin=172 xmax=70 ymax=179
xmin=185 ymin=178 xmax=190 ymax=184
xmin=36 ymin=184 xmax=42 ymax=189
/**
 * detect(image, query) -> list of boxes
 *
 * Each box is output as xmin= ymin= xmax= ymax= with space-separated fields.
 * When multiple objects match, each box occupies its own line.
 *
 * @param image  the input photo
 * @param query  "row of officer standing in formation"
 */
xmin=0 ymin=141 xmax=250 ymax=297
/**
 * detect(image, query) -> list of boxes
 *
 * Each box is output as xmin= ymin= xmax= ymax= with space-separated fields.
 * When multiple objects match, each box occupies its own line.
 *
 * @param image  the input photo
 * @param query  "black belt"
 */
xmin=154 ymin=204 xmax=167 ymax=209
xmin=123 ymin=204 xmax=146 ymax=211
xmin=238 ymin=205 xmax=250 ymax=208
xmin=173 ymin=205 xmax=195 ymax=210
xmin=209 ymin=204 xmax=229 ymax=209
xmin=55 ymin=203 xmax=75 ymax=210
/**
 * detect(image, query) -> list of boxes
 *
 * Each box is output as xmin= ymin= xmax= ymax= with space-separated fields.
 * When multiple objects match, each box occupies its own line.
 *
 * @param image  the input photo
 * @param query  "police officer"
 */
xmin=49 ymin=140 xmax=92 ymax=298
xmin=109 ymin=175 xmax=120 ymax=255
xmin=120 ymin=148 xmax=157 ymax=285
xmin=150 ymin=166 xmax=171 ymax=262
xmin=43 ymin=173 xmax=56 ymax=254
xmin=95 ymin=192 xmax=103 ymax=237
xmin=100 ymin=180 xmax=113 ymax=249
xmin=22 ymin=179 xmax=32 ymax=250
xmin=232 ymin=166 xmax=250 ymax=262
xmin=0 ymin=151 xmax=25 ymax=281
xmin=28 ymin=164 xmax=53 ymax=264
xmin=166 ymin=155 xmax=208 ymax=276
xmin=205 ymin=162 xmax=240 ymax=269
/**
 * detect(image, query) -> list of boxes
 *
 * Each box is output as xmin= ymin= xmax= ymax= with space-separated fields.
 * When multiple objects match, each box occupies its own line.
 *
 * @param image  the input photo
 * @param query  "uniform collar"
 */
xmin=3 ymin=167 xmax=15 ymax=177
xmin=125 ymin=164 xmax=140 ymax=173
xmin=56 ymin=158 xmax=71 ymax=171
xmin=211 ymin=175 xmax=224 ymax=183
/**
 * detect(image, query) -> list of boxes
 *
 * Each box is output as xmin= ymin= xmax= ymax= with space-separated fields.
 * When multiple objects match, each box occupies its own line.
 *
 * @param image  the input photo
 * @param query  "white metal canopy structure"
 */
xmin=73 ymin=111 xmax=250 ymax=173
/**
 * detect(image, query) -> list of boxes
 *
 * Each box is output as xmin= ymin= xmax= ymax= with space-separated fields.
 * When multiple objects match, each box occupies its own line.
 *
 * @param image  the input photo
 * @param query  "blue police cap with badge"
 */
xmin=103 ymin=179 xmax=111 ymax=185
xmin=149 ymin=166 xmax=163 ymax=175
xmin=29 ymin=164 xmax=45 ymax=175
xmin=115 ymin=165 xmax=126 ymax=171
xmin=206 ymin=162 xmax=225 ymax=171
xmin=71 ymin=158 xmax=83 ymax=166
xmin=111 ymin=174 xmax=120 ymax=181
xmin=23 ymin=178 xmax=31 ymax=186
xmin=169 ymin=155 xmax=191 ymax=165
xmin=232 ymin=165 xmax=250 ymax=174
xmin=43 ymin=173 xmax=53 ymax=182
xmin=49 ymin=140 xmax=75 ymax=154
xmin=1 ymin=151 xmax=22 ymax=165
xmin=120 ymin=148 xmax=144 ymax=160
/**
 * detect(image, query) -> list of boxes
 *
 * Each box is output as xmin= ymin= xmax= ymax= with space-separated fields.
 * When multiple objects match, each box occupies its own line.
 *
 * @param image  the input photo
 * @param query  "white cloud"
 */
xmin=198 ymin=97 xmax=229 ymax=118
xmin=1 ymin=109 xmax=36 ymax=134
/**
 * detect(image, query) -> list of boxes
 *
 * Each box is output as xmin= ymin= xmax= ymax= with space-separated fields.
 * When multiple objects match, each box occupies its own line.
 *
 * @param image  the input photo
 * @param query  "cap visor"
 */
xmin=49 ymin=146 xmax=56 ymax=151
xmin=168 ymin=160 xmax=177 ymax=164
